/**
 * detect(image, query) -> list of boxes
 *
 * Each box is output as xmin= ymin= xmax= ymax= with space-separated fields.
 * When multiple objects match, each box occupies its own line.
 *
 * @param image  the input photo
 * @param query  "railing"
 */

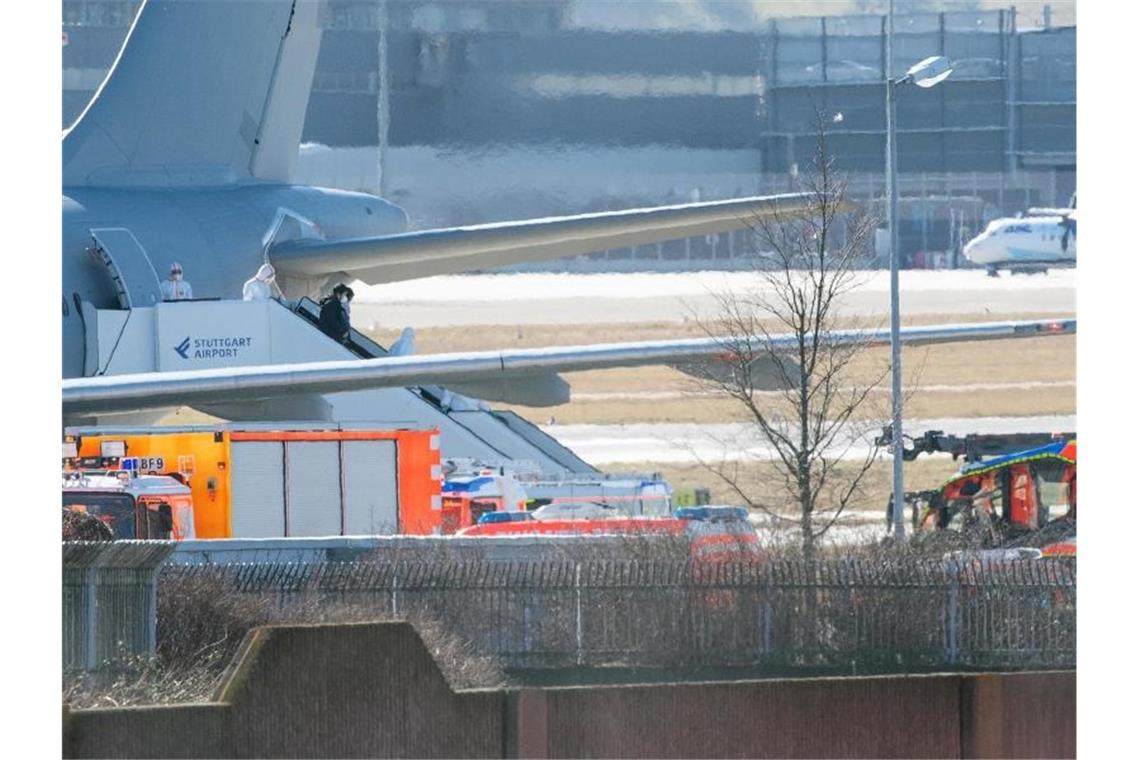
xmin=291 ymin=297 xmax=389 ymax=359
xmin=160 ymin=557 xmax=1075 ymax=673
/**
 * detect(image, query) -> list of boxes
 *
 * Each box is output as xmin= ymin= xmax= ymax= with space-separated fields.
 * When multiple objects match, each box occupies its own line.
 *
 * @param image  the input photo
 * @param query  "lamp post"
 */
xmin=887 ymin=0 xmax=953 ymax=541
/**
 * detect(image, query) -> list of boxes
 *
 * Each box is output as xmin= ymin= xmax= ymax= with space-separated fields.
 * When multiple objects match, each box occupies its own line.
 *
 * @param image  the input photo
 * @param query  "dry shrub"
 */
xmin=156 ymin=569 xmax=277 ymax=666
xmin=63 ymin=565 xmax=504 ymax=708
xmin=63 ymin=650 xmax=230 ymax=709
xmin=61 ymin=509 xmax=114 ymax=542
xmin=410 ymin=615 xmax=506 ymax=691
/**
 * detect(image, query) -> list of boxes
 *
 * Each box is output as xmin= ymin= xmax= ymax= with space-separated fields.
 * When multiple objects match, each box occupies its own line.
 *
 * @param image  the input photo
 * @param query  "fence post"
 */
xmin=523 ymin=604 xmax=534 ymax=653
xmin=147 ymin=567 xmax=159 ymax=654
xmin=575 ymin=562 xmax=583 ymax=666
xmin=946 ymin=560 xmax=960 ymax=666
xmin=84 ymin=566 xmax=98 ymax=671
xmin=761 ymin=563 xmax=772 ymax=658
xmin=391 ymin=563 xmax=399 ymax=617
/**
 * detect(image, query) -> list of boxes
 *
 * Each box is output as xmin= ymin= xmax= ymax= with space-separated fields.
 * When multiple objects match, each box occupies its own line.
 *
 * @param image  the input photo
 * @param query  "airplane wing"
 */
xmin=63 ymin=318 xmax=1074 ymax=416
xmin=269 ymin=194 xmax=812 ymax=283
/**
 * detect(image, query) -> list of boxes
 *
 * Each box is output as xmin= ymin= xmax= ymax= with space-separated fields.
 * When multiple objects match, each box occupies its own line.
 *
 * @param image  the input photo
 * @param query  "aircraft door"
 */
xmin=88 ymin=227 xmax=163 ymax=309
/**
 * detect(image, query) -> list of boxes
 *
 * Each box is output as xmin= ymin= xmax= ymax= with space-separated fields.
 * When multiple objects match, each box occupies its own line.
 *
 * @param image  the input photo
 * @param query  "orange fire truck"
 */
xmin=67 ymin=425 xmax=442 ymax=538
xmin=62 ymin=471 xmax=195 ymax=540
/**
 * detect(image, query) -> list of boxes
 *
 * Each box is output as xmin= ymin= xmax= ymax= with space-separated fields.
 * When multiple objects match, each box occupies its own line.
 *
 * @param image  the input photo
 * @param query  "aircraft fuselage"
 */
xmin=962 ymin=215 xmax=1076 ymax=270
xmin=62 ymin=184 xmax=407 ymax=378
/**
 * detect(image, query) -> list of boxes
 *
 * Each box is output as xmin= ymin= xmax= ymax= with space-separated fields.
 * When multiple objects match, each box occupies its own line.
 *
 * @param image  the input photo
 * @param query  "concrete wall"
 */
xmin=960 ymin=671 xmax=1078 ymax=759
xmin=538 ymin=677 xmax=959 ymax=758
xmin=64 ymin=621 xmax=1076 ymax=759
xmin=526 ymin=671 xmax=1076 ymax=759
xmin=65 ymin=622 xmax=504 ymax=759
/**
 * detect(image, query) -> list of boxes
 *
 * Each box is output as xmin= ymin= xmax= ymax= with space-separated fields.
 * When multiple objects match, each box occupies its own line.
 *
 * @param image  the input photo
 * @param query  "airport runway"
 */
xmin=353 ymin=270 xmax=1075 ymax=329
xmin=545 ymin=414 xmax=1077 ymax=465
xmin=572 ymin=380 xmax=1075 ymax=402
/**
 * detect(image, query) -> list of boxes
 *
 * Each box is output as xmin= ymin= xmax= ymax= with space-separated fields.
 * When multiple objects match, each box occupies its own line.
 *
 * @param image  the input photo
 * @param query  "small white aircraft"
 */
xmin=962 ymin=195 xmax=1076 ymax=276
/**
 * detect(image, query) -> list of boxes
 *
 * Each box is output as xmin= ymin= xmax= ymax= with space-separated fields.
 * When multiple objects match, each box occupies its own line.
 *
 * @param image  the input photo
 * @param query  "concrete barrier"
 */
xmin=64 ymin=621 xmax=1076 ymax=759
xmin=65 ymin=622 xmax=503 ymax=759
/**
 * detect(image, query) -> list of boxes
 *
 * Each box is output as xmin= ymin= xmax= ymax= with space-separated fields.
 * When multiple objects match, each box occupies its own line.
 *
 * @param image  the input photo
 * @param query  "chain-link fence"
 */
xmin=160 ymin=557 xmax=1074 ymax=673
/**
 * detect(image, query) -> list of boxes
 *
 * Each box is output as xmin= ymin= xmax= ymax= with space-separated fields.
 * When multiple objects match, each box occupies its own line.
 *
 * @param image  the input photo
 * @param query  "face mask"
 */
xmin=339 ymin=295 xmax=348 ymax=303
xmin=172 ymin=273 xmax=182 ymax=281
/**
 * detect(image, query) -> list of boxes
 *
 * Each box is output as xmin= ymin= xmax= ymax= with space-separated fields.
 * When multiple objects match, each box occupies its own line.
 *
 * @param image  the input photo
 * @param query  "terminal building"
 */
xmin=63 ymin=0 xmax=1075 ymax=267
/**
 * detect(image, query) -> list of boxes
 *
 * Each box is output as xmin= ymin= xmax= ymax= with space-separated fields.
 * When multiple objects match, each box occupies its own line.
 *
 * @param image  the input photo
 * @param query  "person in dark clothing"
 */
xmin=340 ymin=287 xmax=354 ymax=340
xmin=318 ymin=284 xmax=352 ymax=344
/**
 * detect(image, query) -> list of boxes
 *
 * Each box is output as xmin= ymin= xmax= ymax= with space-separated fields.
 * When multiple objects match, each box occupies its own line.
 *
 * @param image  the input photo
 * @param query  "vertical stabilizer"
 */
xmin=63 ymin=0 xmax=321 ymax=187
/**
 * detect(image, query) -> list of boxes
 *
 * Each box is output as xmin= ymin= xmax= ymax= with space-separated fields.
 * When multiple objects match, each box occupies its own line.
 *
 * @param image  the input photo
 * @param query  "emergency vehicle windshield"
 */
xmin=1034 ymin=462 xmax=1072 ymax=522
xmin=62 ymin=492 xmax=175 ymax=539
xmin=63 ymin=493 xmax=135 ymax=539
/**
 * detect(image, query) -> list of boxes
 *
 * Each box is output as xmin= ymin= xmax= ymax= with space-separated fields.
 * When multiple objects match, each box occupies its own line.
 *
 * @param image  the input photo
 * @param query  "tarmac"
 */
xmin=544 ymin=414 xmax=1078 ymax=465
xmin=352 ymin=269 xmax=1076 ymax=329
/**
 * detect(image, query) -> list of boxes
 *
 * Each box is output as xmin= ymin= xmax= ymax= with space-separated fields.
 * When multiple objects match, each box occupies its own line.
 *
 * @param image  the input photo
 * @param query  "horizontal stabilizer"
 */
xmin=63 ymin=319 xmax=1074 ymax=416
xmin=270 ymin=193 xmax=812 ymax=283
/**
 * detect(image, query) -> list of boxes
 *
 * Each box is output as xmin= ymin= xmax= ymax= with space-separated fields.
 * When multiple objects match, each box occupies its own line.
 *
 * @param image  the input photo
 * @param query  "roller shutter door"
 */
xmin=343 ymin=440 xmax=399 ymax=534
xmin=230 ymin=442 xmax=285 ymax=537
xmin=285 ymin=441 xmax=342 ymax=537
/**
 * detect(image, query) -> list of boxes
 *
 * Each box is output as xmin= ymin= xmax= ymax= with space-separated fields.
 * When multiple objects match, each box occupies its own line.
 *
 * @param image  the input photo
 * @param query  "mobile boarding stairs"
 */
xmin=74 ymin=297 xmax=594 ymax=476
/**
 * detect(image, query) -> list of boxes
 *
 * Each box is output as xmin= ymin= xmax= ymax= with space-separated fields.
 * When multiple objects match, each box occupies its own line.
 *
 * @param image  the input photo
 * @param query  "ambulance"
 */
xmin=67 ymin=425 xmax=443 ymax=538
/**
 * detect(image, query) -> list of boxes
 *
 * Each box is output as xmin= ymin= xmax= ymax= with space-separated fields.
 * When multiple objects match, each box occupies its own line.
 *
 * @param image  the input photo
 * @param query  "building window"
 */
xmin=63 ymin=1 xmax=139 ymax=28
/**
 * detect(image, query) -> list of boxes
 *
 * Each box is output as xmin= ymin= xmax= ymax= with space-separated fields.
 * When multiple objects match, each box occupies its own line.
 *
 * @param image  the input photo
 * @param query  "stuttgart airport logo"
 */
xmin=174 ymin=335 xmax=254 ymax=360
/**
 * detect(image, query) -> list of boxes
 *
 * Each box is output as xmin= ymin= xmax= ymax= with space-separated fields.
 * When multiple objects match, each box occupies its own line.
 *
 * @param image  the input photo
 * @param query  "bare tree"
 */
xmin=691 ymin=118 xmax=888 ymax=561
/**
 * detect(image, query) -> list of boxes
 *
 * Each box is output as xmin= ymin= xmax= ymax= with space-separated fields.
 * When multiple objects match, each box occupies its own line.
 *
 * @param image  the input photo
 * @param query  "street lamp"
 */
xmin=886 ymin=4 xmax=952 ymax=541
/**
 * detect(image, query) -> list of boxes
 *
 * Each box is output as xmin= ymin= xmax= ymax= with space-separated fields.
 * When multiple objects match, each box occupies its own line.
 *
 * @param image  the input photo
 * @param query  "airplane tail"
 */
xmin=63 ymin=0 xmax=321 ymax=187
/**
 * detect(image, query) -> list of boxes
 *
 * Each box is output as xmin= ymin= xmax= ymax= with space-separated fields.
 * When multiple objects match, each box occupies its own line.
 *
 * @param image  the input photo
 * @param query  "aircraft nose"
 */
xmin=963 ymin=234 xmax=987 ymax=264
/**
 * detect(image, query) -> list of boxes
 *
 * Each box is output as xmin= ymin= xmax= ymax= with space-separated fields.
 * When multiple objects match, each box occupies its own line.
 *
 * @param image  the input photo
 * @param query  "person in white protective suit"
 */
xmin=388 ymin=327 xmax=416 ymax=356
xmin=160 ymin=262 xmax=193 ymax=301
xmin=242 ymin=263 xmax=281 ymax=301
